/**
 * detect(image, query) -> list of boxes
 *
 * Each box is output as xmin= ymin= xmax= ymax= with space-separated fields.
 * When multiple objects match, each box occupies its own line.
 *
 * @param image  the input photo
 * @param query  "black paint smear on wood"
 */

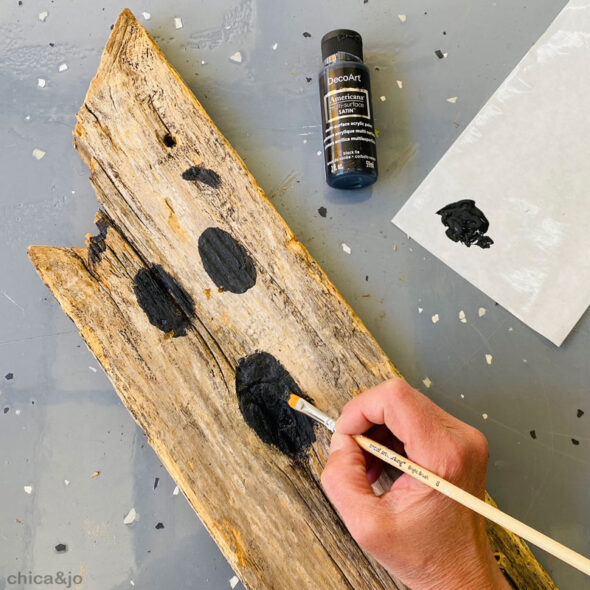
xmin=198 ymin=227 xmax=257 ymax=294
xmin=182 ymin=166 xmax=221 ymax=189
xmin=163 ymin=133 xmax=176 ymax=148
xmin=436 ymin=199 xmax=494 ymax=249
xmin=133 ymin=265 xmax=195 ymax=337
xmin=88 ymin=216 xmax=109 ymax=265
xmin=235 ymin=352 xmax=315 ymax=458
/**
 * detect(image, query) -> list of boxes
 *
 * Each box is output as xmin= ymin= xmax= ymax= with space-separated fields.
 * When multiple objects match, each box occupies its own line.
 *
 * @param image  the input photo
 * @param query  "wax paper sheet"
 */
xmin=392 ymin=0 xmax=590 ymax=346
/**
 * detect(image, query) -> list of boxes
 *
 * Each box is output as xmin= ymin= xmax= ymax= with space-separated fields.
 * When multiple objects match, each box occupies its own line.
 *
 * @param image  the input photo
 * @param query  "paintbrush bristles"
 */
xmin=287 ymin=393 xmax=301 ymax=410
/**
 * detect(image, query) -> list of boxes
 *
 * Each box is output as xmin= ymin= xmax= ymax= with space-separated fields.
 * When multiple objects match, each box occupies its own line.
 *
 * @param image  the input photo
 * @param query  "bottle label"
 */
xmin=320 ymin=65 xmax=377 ymax=178
xmin=324 ymin=88 xmax=371 ymax=123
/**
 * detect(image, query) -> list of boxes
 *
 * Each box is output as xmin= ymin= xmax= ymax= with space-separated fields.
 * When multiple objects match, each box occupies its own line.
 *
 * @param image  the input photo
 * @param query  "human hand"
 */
xmin=321 ymin=378 xmax=509 ymax=590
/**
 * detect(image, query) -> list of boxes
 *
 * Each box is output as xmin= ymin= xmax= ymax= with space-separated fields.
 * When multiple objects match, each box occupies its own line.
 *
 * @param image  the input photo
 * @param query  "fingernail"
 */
xmin=330 ymin=432 xmax=348 ymax=454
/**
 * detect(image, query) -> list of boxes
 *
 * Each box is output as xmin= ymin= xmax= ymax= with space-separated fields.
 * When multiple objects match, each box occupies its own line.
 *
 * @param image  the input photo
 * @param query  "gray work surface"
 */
xmin=1 ymin=1 xmax=587 ymax=588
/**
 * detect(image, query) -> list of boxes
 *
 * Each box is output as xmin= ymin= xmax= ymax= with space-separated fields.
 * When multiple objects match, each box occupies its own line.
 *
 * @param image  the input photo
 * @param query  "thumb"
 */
xmin=321 ymin=433 xmax=380 ymax=540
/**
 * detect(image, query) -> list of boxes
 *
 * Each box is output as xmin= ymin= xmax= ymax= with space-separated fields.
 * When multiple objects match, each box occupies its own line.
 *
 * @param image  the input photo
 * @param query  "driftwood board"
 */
xmin=28 ymin=9 xmax=557 ymax=590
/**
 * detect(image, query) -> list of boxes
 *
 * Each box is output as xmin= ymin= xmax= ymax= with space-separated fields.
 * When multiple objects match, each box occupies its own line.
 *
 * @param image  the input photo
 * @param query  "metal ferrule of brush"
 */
xmin=297 ymin=398 xmax=336 ymax=432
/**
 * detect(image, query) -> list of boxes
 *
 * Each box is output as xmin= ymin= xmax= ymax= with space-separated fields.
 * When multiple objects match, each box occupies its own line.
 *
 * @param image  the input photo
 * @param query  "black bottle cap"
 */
xmin=321 ymin=29 xmax=363 ymax=61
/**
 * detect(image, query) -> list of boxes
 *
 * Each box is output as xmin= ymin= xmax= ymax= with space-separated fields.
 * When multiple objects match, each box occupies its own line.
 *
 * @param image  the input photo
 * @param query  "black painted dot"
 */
xmin=133 ymin=265 xmax=195 ymax=337
xmin=5 ymin=373 xmax=14 ymax=380
xmin=306 ymin=77 xmax=312 ymax=83
xmin=235 ymin=352 xmax=315 ymax=457
xmin=577 ymin=409 xmax=584 ymax=418
xmin=434 ymin=49 xmax=444 ymax=59
xmin=302 ymin=32 xmax=311 ymax=38
xmin=198 ymin=228 xmax=256 ymax=294
xmin=318 ymin=206 xmax=327 ymax=218
xmin=3 ymin=407 xmax=9 ymax=414
xmin=529 ymin=430 xmax=536 ymax=439
xmin=155 ymin=522 xmax=165 ymax=529
xmin=55 ymin=543 xmax=67 ymax=553
xmin=436 ymin=199 xmax=493 ymax=248
xmin=182 ymin=166 xmax=221 ymax=189
xmin=88 ymin=217 xmax=109 ymax=265
xmin=153 ymin=477 xmax=159 ymax=490
xmin=572 ymin=438 xmax=580 ymax=446
xmin=163 ymin=133 xmax=176 ymax=148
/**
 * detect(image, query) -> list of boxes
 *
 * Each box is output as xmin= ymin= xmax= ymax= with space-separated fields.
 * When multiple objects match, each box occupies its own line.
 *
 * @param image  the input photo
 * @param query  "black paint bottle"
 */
xmin=319 ymin=30 xmax=378 ymax=189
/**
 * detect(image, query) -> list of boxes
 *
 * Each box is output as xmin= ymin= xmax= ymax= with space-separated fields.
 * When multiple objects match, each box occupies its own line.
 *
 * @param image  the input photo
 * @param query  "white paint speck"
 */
xmin=316 ymin=150 xmax=321 ymax=156
xmin=173 ymin=486 xmax=180 ymax=495
xmin=272 ymin=42 xmax=278 ymax=51
xmin=174 ymin=17 xmax=183 ymax=29
xmin=200 ymin=60 xmax=207 ymax=65
xmin=303 ymin=139 xmax=307 ymax=144
xmin=32 ymin=148 xmax=46 ymax=160
xmin=123 ymin=507 xmax=137 ymax=525
xmin=460 ymin=393 xmax=465 ymax=399
xmin=142 ymin=12 xmax=151 ymax=20
xmin=58 ymin=63 xmax=68 ymax=73
xmin=130 ymin=582 xmax=135 ymax=587
xmin=15 ymin=409 xmax=21 ymax=415
xmin=24 ymin=486 xmax=33 ymax=494
xmin=485 ymin=354 xmax=493 ymax=365
xmin=25 ymin=115 xmax=31 ymax=121
xmin=396 ymin=80 xmax=403 ymax=89
xmin=229 ymin=51 xmax=243 ymax=63
xmin=431 ymin=313 xmax=439 ymax=324
xmin=39 ymin=11 xmax=48 ymax=21
xmin=379 ymin=95 xmax=386 ymax=102
xmin=478 ymin=307 xmax=486 ymax=317
xmin=508 ymin=326 xmax=513 ymax=332
xmin=422 ymin=377 xmax=432 ymax=389
xmin=89 ymin=366 xmax=97 ymax=373
xmin=64 ymin=480 xmax=70 ymax=486
xmin=523 ymin=359 xmax=527 ymax=363
xmin=443 ymin=52 xmax=449 ymax=58
xmin=398 ymin=14 xmax=407 ymax=23
xmin=458 ymin=310 xmax=466 ymax=323
xmin=341 ymin=243 xmax=351 ymax=255
xmin=418 ymin=307 xmax=423 ymax=314
xmin=446 ymin=96 xmax=458 ymax=104
xmin=37 ymin=78 xmax=46 ymax=88
xmin=230 ymin=575 xmax=239 ymax=589
xmin=482 ymin=413 xmax=488 ymax=420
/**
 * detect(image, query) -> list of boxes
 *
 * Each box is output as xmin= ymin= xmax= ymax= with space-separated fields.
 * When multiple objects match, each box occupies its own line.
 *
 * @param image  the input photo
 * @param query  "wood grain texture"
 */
xmin=28 ymin=9 xmax=557 ymax=590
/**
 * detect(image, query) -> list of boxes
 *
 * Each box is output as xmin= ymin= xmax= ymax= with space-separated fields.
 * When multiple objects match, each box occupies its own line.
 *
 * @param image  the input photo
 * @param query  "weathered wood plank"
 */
xmin=28 ymin=9 xmax=557 ymax=590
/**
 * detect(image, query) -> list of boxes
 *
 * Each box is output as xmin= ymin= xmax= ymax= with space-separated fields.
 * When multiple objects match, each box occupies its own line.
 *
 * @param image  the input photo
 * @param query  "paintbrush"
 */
xmin=287 ymin=393 xmax=590 ymax=577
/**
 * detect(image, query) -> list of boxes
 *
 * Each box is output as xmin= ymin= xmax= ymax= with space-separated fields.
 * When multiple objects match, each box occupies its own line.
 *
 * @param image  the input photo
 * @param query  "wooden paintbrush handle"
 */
xmin=353 ymin=434 xmax=590 ymax=576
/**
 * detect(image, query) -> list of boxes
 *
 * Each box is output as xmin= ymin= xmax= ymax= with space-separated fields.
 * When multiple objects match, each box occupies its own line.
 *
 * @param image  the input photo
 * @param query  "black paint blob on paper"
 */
xmin=182 ymin=166 xmax=221 ymax=189
xmin=88 ymin=216 xmax=109 ymax=265
xmin=436 ymin=199 xmax=494 ymax=249
xmin=198 ymin=228 xmax=257 ymax=294
xmin=235 ymin=352 xmax=315 ymax=457
xmin=133 ymin=265 xmax=195 ymax=337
